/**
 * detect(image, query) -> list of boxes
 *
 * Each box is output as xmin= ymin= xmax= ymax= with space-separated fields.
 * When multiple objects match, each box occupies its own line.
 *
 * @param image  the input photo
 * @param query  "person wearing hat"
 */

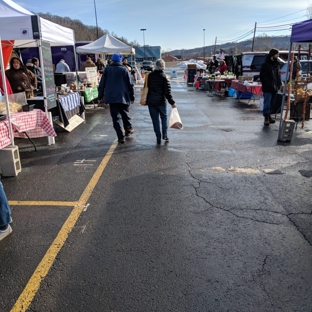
xmin=98 ymin=53 xmax=135 ymax=144
xmin=260 ymin=48 xmax=282 ymax=126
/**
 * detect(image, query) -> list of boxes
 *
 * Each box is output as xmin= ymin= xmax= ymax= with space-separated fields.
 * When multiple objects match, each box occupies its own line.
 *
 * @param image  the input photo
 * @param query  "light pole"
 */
xmin=94 ymin=0 xmax=99 ymax=38
xmin=140 ymin=28 xmax=146 ymax=60
xmin=203 ymin=29 xmax=205 ymax=60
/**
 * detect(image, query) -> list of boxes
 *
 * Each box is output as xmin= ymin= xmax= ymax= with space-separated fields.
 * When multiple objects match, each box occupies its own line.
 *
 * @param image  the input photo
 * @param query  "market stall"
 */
xmin=0 ymin=0 xmax=77 ymax=175
xmin=278 ymin=19 xmax=312 ymax=141
xmin=76 ymin=33 xmax=135 ymax=55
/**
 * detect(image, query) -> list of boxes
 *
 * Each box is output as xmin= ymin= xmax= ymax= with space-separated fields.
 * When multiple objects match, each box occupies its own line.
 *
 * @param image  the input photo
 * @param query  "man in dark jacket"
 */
xmin=260 ymin=48 xmax=282 ymax=126
xmin=98 ymin=53 xmax=135 ymax=144
xmin=146 ymin=59 xmax=176 ymax=144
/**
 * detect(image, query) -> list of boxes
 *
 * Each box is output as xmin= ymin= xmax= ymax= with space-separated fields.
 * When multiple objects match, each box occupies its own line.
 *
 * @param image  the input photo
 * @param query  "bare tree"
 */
xmin=307 ymin=2 xmax=312 ymax=19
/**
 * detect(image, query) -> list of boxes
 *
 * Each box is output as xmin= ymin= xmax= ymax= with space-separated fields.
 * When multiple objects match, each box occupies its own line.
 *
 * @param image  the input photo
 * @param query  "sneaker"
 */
xmin=269 ymin=116 xmax=276 ymax=123
xmin=10 ymin=217 xmax=13 ymax=224
xmin=0 ymin=225 xmax=12 ymax=241
xmin=264 ymin=115 xmax=270 ymax=126
xmin=125 ymin=129 xmax=135 ymax=136
xmin=162 ymin=136 xmax=169 ymax=141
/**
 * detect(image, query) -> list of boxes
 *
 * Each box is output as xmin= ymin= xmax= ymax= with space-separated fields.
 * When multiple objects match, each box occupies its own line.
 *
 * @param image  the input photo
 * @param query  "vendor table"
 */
xmin=80 ymin=87 xmax=98 ymax=104
xmin=0 ymin=109 xmax=56 ymax=149
xmin=28 ymin=92 xmax=84 ymax=128
xmin=231 ymin=80 xmax=263 ymax=97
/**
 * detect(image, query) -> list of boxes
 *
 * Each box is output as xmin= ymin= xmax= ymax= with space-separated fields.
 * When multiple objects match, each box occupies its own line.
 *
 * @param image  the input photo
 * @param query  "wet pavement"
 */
xmin=1 ymin=69 xmax=312 ymax=311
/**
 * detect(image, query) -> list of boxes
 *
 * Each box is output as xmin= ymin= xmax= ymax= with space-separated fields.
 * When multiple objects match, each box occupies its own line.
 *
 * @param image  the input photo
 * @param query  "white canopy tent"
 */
xmin=76 ymin=33 xmax=135 ymax=55
xmin=0 ymin=0 xmax=75 ymax=47
xmin=0 ymin=0 xmax=76 ymax=146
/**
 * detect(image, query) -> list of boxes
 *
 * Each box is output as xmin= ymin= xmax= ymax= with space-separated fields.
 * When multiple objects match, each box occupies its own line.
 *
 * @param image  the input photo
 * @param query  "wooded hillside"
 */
xmin=37 ymin=12 xmax=140 ymax=46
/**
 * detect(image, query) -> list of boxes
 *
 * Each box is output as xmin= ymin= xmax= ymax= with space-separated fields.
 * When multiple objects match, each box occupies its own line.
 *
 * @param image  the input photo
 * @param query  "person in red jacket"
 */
xmin=218 ymin=60 xmax=228 ymax=75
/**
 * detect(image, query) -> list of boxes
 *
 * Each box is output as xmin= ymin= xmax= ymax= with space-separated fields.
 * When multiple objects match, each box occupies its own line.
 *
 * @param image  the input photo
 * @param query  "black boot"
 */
xmin=268 ymin=115 xmax=275 ymax=123
xmin=264 ymin=115 xmax=270 ymax=126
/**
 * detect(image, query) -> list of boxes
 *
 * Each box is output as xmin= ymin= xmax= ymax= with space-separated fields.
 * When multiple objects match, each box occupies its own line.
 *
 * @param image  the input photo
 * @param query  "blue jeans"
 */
xmin=0 ymin=182 xmax=11 ymax=228
xmin=263 ymin=92 xmax=277 ymax=116
xmin=148 ymin=105 xmax=168 ymax=140
xmin=109 ymin=103 xmax=132 ymax=140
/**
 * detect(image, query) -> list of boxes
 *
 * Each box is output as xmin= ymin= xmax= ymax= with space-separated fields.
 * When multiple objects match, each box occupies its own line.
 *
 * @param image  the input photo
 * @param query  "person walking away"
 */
xmin=0 ymin=181 xmax=12 ymax=241
xmin=55 ymin=59 xmax=70 ymax=73
xmin=260 ymin=48 xmax=282 ymax=126
xmin=81 ymin=57 xmax=96 ymax=71
xmin=146 ymin=59 xmax=176 ymax=144
xmin=98 ymin=53 xmax=135 ymax=144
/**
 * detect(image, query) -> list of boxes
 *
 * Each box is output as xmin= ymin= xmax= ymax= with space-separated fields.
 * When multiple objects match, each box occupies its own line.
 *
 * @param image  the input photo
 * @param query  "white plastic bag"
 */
xmin=169 ymin=107 xmax=183 ymax=130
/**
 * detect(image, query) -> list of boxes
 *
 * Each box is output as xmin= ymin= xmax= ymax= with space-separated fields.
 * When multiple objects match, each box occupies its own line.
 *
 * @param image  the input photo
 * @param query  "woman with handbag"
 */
xmin=146 ymin=59 xmax=176 ymax=144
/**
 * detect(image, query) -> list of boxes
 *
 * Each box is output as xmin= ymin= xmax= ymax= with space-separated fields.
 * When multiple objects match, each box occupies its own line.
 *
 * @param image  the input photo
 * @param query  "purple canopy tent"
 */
xmin=290 ymin=19 xmax=312 ymax=42
xmin=278 ymin=19 xmax=312 ymax=141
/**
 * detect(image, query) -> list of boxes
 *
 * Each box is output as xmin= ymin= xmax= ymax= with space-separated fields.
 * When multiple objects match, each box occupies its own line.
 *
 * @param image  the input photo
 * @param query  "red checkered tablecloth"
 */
xmin=0 ymin=121 xmax=11 ymax=149
xmin=0 ymin=109 xmax=56 ymax=149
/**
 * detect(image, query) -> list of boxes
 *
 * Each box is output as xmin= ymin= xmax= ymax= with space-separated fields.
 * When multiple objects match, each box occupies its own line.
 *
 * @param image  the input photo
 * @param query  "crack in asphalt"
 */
xmin=186 ymin=163 xmax=312 ymax=245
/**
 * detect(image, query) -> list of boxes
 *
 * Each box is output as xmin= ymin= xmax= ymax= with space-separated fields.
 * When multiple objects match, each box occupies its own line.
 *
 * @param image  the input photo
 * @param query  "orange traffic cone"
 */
xmin=142 ymin=72 xmax=145 ymax=79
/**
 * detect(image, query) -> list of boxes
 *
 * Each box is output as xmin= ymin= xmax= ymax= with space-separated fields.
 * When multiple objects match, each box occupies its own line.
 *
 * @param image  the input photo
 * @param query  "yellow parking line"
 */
xmin=8 ymin=201 xmax=78 ymax=206
xmin=10 ymin=141 xmax=118 ymax=312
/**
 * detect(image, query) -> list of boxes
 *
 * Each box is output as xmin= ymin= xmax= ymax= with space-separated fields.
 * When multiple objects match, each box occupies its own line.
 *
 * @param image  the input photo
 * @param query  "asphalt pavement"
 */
xmin=1 ymin=69 xmax=312 ymax=312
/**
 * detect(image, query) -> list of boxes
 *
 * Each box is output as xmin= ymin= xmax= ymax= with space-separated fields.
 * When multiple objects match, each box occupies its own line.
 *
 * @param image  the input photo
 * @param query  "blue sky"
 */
xmin=15 ymin=0 xmax=309 ymax=52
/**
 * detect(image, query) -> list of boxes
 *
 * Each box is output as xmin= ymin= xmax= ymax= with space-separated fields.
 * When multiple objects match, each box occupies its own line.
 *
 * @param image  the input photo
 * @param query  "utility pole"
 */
xmin=213 ymin=37 xmax=217 ymax=56
xmin=251 ymin=22 xmax=257 ymax=52
xmin=93 ymin=0 xmax=99 ymax=39
xmin=140 ymin=29 xmax=146 ymax=60
xmin=203 ymin=29 xmax=205 ymax=60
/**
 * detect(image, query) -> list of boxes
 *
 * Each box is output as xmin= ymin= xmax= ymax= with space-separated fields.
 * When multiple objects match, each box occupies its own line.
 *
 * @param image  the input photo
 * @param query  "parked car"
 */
xmin=280 ymin=60 xmax=312 ymax=82
xmin=142 ymin=60 xmax=154 ymax=71
xmin=234 ymin=52 xmax=285 ymax=78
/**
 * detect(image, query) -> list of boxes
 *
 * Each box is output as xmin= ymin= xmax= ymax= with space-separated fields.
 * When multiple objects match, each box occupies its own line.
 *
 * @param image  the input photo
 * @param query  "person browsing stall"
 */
xmin=260 ymin=48 xmax=282 ymax=126
xmin=218 ymin=60 xmax=228 ymax=75
xmin=98 ymin=53 xmax=135 ymax=144
xmin=5 ymin=57 xmax=37 ymax=97
xmin=96 ymin=58 xmax=105 ymax=74
xmin=146 ymin=59 xmax=176 ymax=144
xmin=55 ymin=59 xmax=70 ymax=73
xmin=26 ymin=57 xmax=42 ymax=90
xmin=81 ymin=57 xmax=96 ymax=71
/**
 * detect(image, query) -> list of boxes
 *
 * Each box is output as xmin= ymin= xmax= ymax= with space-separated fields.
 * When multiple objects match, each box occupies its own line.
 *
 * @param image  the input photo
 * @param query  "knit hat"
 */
xmin=269 ymin=49 xmax=279 ymax=57
xmin=111 ymin=53 xmax=122 ymax=63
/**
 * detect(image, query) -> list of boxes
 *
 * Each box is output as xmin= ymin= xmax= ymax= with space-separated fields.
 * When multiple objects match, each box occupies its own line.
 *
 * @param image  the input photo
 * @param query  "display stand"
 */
xmin=187 ymin=64 xmax=197 ymax=85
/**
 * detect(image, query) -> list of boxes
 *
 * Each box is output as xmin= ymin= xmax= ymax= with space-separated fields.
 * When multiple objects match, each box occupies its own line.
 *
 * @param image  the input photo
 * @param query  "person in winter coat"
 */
xmin=146 ymin=59 xmax=176 ymax=144
xmin=5 ymin=57 xmax=37 ymax=97
xmin=260 ymin=48 xmax=282 ymax=126
xmin=55 ymin=59 xmax=70 ymax=73
xmin=98 ymin=53 xmax=135 ymax=144
xmin=26 ymin=57 xmax=42 ymax=90
xmin=81 ymin=57 xmax=96 ymax=71
xmin=95 ymin=58 xmax=105 ymax=74
xmin=218 ymin=60 xmax=228 ymax=75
